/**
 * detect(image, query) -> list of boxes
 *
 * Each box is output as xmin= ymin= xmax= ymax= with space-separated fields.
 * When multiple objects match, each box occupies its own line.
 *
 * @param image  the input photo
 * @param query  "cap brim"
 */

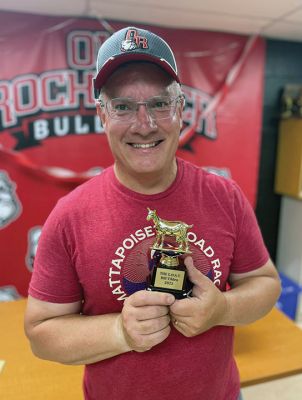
xmin=94 ymin=53 xmax=180 ymax=92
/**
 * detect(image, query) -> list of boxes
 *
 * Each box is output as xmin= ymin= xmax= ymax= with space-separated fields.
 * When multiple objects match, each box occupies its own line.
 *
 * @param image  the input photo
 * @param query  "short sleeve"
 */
xmin=230 ymin=182 xmax=269 ymax=273
xmin=28 ymin=202 xmax=83 ymax=303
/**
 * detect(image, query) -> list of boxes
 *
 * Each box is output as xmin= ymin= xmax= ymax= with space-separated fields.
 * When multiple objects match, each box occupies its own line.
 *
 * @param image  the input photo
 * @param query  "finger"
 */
xmin=172 ymin=317 xmax=180 ymax=328
xmin=139 ymin=314 xmax=171 ymax=334
xmin=136 ymin=305 xmax=170 ymax=321
xmin=128 ymin=290 xmax=175 ymax=307
xmin=130 ymin=324 xmax=172 ymax=352
xmin=169 ymin=302 xmax=186 ymax=318
xmin=172 ymin=319 xmax=202 ymax=338
xmin=170 ymin=312 xmax=184 ymax=326
xmin=140 ymin=324 xmax=171 ymax=348
xmin=184 ymin=256 xmax=212 ymax=288
xmin=171 ymin=317 xmax=190 ymax=336
xmin=169 ymin=297 xmax=197 ymax=316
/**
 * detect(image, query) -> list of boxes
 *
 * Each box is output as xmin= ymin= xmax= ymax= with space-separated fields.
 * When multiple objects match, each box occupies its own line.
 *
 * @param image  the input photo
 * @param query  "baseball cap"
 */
xmin=93 ymin=26 xmax=180 ymax=98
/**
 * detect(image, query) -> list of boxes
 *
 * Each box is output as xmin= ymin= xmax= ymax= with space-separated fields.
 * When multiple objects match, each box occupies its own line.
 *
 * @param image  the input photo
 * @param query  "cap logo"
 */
xmin=121 ymin=29 xmax=149 ymax=52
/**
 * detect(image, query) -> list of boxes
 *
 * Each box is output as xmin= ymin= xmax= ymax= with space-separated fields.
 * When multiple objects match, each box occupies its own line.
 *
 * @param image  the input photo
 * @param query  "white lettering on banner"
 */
xmin=0 ymin=82 xmax=14 ymax=126
xmin=32 ymin=116 xmax=103 ymax=141
xmin=41 ymin=72 xmax=68 ymax=109
xmin=67 ymin=31 xmax=109 ymax=70
xmin=0 ymin=70 xmax=97 ymax=128
xmin=0 ymin=28 xmax=112 ymax=128
xmin=109 ymin=226 xmax=155 ymax=300
xmin=14 ymin=75 xmax=39 ymax=114
xmin=33 ymin=120 xmax=49 ymax=140
xmin=74 ymin=115 xmax=89 ymax=134
xmin=54 ymin=117 xmax=69 ymax=136
xmin=181 ymin=86 xmax=217 ymax=140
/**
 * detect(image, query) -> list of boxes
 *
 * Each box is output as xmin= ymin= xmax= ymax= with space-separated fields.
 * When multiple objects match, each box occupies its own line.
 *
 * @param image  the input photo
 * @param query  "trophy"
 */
xmin=146 ymin=208 xmax=193 ymax=299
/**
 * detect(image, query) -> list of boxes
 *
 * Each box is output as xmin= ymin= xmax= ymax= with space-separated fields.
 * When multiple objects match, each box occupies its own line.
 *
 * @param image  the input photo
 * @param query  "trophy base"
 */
xmin=147 ymin=261 xmax=193 ymax=300
xmin=146 ymin=284 xmax=193 ymax=300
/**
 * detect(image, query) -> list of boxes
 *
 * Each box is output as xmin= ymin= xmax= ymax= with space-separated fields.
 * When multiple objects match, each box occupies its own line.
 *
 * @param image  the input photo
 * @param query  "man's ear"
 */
xmin=178 ymin=96 xmax=185 ymax=129
xmin=181 ymin=96 xmax=186 ymax=112
xmin=96 ymin=101 xmax=107 ymax=128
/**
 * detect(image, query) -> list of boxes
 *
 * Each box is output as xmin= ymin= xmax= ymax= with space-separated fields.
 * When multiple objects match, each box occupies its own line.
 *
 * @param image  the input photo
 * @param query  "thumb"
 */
xmin=184 ymin=256 xmax=212 ymax=289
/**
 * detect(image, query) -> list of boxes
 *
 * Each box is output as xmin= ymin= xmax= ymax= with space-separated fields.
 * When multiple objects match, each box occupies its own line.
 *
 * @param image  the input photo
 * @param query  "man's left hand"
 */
xmin=169 ymin=256 xmax=228 ymax=337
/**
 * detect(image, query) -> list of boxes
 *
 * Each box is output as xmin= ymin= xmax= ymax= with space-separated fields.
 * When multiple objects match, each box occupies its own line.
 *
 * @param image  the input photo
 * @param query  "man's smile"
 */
xmin=128 ymin=140 xmax=164 ymax=149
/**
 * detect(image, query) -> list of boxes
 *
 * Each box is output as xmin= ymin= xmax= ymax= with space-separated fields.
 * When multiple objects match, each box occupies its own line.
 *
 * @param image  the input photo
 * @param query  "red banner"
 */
xmin=0 ymin=12 xmax=265 ymax=296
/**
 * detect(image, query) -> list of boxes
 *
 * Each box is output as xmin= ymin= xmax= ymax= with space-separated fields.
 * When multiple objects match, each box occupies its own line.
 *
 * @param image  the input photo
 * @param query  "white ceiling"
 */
xmin=1 ymin=0 xmax=302 ymax=42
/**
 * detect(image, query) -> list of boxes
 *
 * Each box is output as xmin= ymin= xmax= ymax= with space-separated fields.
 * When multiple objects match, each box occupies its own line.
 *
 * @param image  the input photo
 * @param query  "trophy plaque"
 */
xmin=146 ymin=208 xmax=193 ymax=300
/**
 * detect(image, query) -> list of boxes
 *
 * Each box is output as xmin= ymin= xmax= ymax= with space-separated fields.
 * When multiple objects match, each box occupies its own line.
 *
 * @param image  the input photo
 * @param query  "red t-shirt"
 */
xmin=29 ymin=158 xmax=269 ymax=400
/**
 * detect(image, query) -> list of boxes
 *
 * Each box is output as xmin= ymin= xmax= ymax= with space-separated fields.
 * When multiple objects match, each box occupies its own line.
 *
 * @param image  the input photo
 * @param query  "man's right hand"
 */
xmin=119 ymin=290 xmax=175 ymax=352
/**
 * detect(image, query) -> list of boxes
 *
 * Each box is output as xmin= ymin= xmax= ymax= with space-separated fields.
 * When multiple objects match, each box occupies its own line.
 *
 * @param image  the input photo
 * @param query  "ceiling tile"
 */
xmin=102 ymin=0 xmax=302 ymax=19
xmin=284 ymin=8 xmax=302 ymax=22
xmin=92 ymin=2 xmax=269 ymax=35
xmin=1 ymin=0 xmax=302 ymax=42
xmin=0 ymin=0 xmax=86 ymax=16
xmin=262 ymin=21 xmax=302 ymax=41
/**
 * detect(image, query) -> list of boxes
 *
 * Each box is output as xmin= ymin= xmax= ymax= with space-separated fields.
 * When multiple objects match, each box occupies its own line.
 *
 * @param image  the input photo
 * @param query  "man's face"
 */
xmin=97 ymin=63 xmax=183 ymax=189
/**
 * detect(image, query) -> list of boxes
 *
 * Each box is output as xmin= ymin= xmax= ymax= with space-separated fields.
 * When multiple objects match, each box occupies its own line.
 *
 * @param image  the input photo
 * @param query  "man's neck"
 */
xmin=113 ymin=160 xmax=178 ymax=195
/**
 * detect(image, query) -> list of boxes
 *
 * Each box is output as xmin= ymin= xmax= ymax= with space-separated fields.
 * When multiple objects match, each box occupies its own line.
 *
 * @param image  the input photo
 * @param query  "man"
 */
xmin=25 ymin=26 xmax=281 ymax=400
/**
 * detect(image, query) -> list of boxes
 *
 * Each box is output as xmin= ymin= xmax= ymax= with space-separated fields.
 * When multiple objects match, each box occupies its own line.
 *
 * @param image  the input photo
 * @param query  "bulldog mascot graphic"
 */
xmin=0 ymin=171 xmax=22 ymax=229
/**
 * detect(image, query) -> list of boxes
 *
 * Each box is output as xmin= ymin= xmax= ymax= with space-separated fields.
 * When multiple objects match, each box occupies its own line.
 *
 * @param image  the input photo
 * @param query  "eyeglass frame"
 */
xmin=97 ymin=94 xmax=185 ymax=123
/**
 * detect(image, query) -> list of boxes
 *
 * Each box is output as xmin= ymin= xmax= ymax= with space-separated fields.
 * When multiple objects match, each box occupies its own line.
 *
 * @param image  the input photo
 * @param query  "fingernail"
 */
xmin=166 ymin=295 xmax=175 ymax=304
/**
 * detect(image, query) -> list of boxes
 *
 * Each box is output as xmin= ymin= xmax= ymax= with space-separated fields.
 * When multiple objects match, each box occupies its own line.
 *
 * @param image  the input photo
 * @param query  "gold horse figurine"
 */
xmin=146 ymin=208 xmax=193 ymax=253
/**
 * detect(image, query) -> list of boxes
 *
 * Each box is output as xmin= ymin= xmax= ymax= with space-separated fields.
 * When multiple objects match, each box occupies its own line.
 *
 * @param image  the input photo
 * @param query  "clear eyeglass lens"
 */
xmin=107 ymin=96 xmax=181 ymax=121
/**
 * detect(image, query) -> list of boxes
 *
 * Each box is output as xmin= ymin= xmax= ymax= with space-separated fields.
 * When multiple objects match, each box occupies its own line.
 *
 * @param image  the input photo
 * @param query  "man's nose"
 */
xmin=130 ymin=104 xmax=157 ymax=132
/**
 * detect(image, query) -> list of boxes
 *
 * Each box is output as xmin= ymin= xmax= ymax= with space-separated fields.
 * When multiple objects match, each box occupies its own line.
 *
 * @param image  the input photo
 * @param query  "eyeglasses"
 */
xmin=99 ymin=95 xmax=184 ymax=122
